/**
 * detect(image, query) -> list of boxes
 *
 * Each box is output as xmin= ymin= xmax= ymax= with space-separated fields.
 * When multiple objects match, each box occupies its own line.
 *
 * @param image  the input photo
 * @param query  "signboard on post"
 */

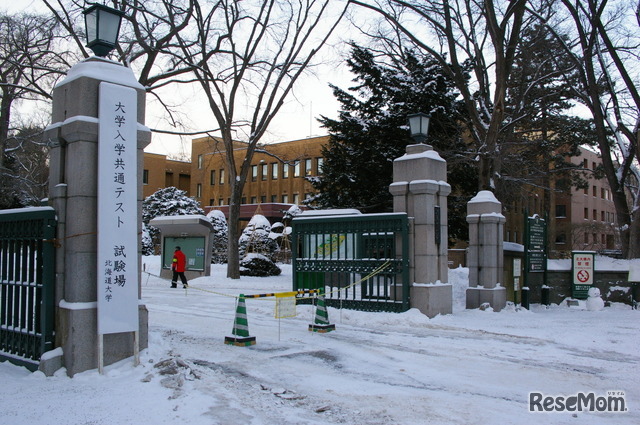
xmin=572 ymin=251 xmax=595 ymax=299
xmin=97 ymin=82 xmax=139 ymax=335
xmin=526 ymin=215 xmax=546 ymax=272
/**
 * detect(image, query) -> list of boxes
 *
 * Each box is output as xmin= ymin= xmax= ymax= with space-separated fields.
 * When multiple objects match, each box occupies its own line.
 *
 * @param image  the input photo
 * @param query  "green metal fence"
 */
xmin=292 ymin=213 xmax=409 ymax=312
xmin=0 ymin=207 xmax=56 ymax=371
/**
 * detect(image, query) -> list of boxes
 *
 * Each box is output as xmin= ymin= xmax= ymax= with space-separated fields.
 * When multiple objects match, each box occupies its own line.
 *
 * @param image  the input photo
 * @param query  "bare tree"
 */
xmin=0 ymin=12 xmax=70 ymax=207
xmin=43 ymin=0 xmax=198 ymax=125
xmin=173 ymin=0 xmax=349 ymax=278
xmin=542 ymin=0 xmax=640 ymax=257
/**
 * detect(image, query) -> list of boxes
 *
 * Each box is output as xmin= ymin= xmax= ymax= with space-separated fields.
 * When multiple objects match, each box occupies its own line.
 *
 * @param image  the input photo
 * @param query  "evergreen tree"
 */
xmin=312 ymin=44 xmax=476 ymax=242
xmin=501 ymin=24 xmax=595 ymax=209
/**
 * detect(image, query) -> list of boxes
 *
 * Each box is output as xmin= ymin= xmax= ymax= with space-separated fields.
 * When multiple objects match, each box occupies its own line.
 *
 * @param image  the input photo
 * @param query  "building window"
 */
xmin=555 ymin=205 xmax=566 ymax=218
xmin=583 ymin=158 xmax=588 ymax=168
xmin=592 ymin=186 xmax=597 ymax=197
xmin=261 ymin=163 xmax=268 ymax=181
xmin=294 ymin=162 xmax=301 ymax=177
xmin=305 ymin=159 xmax=312 ymax=176
xmin=293 ymin=193 xmax=300 ymax=204
xmin=219 ymin=169 xmax=225 ymax=185
xmin=316 ymin=157 xmax=324 ymax=175
xmin=593 ymin=209 xmax=597 ymax=220
xmin=196 ymin=183 xmax=202 ymax=198
xmin=251 ymin=165 xmax=258 ymax=181
xmin=271 ymin=194 xmax=277 ymax=203
xmin=282 ymin=194 xmax=289 ymax=203
xmin=555 ymin=233 xmax=566 ymax=244
xmin=283 ymin=164 xmax=289 ymax=179
xmin=241 ymin=196 xmax=246 ymax=204
xmin=197 ymin=154 xmax=203 ymax=169
xmin=219 ymin=198 xmax=224 ymax=206
xmin=143 ymin=169 xmax=149 ymax=184
xmin=260 ymin=195 xmax=266 ymax=203
xmin=601 ymin=211 xmax=605 ymax=221
xmin=271 ymin=163 xmax=278 ymax=179
xmin=210 ymin=170 xmax=215 ymax=185
xmin=584 ymin=208 xmax=588 ymax=220
xmin=251 ymin=196 xmax=257 ymax=204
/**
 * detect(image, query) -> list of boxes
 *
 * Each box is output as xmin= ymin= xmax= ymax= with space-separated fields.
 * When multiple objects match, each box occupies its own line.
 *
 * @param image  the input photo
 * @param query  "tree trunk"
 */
xmin=226 ymin=191 xmax=242 ymax=279
xmin=0 ymin=89 xmax=12 ymax=171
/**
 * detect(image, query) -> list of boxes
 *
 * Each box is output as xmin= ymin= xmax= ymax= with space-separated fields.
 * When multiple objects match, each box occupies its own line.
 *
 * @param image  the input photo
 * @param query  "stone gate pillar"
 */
xmin=465 ymin=190 xmax=507 ymax=311
xmin=44 ymin=57 xmax=151 ymax=376
xmin=390 ymin=144 xmax=452 ymax=317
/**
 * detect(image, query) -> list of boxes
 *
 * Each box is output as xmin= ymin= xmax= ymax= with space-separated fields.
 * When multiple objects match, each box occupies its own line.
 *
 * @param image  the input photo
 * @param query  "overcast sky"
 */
xmin=2 ymin=0 xmax=357 ymax=159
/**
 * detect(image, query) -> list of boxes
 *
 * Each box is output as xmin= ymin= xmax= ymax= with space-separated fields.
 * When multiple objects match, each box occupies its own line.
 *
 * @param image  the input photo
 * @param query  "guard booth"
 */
xmin=149 ymin=215 xmax=214 ymax=280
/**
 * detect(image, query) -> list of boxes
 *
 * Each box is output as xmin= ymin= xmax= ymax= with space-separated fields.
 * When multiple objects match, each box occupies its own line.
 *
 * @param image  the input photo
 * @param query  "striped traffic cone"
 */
xmin=224 ymin=295 xmax=256 ymax=346
xmin=309 ymin=295 xmax=335 ymax=333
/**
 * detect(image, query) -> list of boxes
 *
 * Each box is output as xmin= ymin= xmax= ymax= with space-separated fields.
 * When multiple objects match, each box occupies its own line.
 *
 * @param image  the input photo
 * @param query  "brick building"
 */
xmin=142 ymin=152 xmax=191 ymax=199
xmin=503 ymin=147 xmax=619 ymax=257
xmin=190 ymin=135 xmax=327 ymax=213
xmin=145 ymin=138 xmax=621 ymax=256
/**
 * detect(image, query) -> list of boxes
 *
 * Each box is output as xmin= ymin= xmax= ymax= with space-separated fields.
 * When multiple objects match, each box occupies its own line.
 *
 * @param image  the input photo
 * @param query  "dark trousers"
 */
xmin=172 ymin=270 xmax=188 ymax=286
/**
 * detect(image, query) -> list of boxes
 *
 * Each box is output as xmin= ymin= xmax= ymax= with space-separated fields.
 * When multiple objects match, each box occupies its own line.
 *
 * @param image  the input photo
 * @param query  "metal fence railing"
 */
xmin=292 ymin=213 xmax=409 ymax=312
xmin=0 ymin=207 xmax=56 ymax=371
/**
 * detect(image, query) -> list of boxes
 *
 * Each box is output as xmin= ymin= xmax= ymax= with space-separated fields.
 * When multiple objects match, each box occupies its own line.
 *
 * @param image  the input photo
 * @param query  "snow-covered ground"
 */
xmin=1 ymin=256 xmax=638 ymax=425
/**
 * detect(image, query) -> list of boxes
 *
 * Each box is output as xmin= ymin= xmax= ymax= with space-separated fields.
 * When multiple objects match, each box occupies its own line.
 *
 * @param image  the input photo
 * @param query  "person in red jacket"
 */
xmin=171 ymin=246 xmax=188 ymax=288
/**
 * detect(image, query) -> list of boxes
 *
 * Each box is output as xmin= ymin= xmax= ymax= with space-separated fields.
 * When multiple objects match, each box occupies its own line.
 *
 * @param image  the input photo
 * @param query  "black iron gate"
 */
xmin=0 ymin=207 xmax=56 ymax=371
xmin=292 ymin=213 xmax=409 ymax=312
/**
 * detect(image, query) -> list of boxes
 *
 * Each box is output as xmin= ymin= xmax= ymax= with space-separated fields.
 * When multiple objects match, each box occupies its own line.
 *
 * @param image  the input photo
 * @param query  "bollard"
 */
xmin=521 ymin=287 xmax=530 ymax=310
xmin=541 ymin=286 xmax=550 ymax=307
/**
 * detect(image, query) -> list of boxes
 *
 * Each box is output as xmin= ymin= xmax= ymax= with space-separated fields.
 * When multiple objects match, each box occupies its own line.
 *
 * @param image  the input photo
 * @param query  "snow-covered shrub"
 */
xmin=239 ymin=253 xmax=281 ymax=277
xmin=142 ymin=187 xmax=204 ymax=224
xmin=207 ymin=209 xmax=228 ymax=263
xmin=141 ymin=222 xmax=154 ymax=256
xmin=238 ymin=214 xmax=279 ymax=261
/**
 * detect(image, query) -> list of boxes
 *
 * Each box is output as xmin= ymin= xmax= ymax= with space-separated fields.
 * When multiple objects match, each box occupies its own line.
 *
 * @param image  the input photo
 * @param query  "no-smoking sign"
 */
xmin=572 ymin=252 xmax=595 ymax=297
xmin=577 ymin=269 xmax=590 ymax=283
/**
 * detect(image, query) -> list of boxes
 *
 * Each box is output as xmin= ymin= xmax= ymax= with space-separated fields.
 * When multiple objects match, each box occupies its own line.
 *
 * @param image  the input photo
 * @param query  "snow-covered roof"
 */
xmin=297 ymin=209 xmax=362 ymax=217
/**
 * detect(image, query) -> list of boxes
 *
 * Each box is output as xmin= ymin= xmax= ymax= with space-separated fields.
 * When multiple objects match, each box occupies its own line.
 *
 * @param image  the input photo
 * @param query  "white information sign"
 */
xmin=97 ymin=82 xmax=139 ymax=334
xmin=275 ymin=292 xmax=298 ymax=319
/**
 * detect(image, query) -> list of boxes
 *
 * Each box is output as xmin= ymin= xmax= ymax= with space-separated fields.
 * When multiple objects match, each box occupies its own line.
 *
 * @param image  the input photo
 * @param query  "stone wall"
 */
xmin=526 ymin=270 xmax=636 ymax=305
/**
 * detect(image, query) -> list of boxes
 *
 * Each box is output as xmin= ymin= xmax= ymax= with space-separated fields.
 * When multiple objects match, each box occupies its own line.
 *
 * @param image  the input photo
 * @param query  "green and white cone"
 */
xmin=225 ymin=295 xmax=256 ymax=346
xmin=309 ymin=295 xmax=335 ymax=333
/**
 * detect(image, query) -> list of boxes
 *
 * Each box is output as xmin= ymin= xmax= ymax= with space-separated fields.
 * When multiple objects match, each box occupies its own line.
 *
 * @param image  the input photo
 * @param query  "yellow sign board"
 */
xmin=275 ymin=292 xmax=297 ymax=318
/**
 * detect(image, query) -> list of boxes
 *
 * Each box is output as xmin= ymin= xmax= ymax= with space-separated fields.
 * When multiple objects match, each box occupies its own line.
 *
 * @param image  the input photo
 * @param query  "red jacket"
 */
xmin=172 ymin=249 xmax=186 ymax=272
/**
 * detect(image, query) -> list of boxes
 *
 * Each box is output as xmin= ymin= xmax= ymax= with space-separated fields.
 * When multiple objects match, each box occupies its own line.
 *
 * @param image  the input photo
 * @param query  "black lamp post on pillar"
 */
xmin=407 ymin=112 xmax=431 ymax=144
xmin=83 ymin=3 xmax=125 ymax=57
